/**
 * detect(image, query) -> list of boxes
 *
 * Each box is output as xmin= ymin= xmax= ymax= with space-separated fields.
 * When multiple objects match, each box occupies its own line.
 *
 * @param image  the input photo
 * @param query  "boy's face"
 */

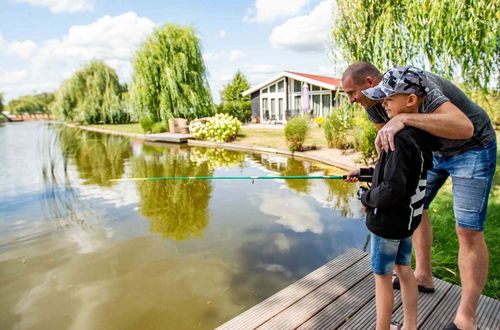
xmin=382 ymin=93 xmax=413 ymax=118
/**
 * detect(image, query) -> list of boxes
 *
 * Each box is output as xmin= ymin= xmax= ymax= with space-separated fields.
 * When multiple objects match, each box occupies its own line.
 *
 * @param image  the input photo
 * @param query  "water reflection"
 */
xmin=56 ymin=127 xmax=132 ymax=186
xmin=131 ymin=145 xmax=213 ymax=240
xmin=190 ymin=147 xmax=246 ymax=170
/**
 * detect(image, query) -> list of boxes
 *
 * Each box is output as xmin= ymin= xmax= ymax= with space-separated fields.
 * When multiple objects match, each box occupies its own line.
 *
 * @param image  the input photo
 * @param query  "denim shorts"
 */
xmin=370 ymin=233 xmax=413 ymax=275
xmin=424 ymin=139 xmax=497 ymax=231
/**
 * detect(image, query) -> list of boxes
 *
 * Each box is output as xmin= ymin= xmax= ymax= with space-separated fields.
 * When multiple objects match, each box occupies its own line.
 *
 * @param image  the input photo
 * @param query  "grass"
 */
xmin=428 ymin=133 xmax=499 ymax=299
xmin=235 ymin=126 xmax=328 ymax=150
xmin=87 ymin=123 xmax=143 ymax=134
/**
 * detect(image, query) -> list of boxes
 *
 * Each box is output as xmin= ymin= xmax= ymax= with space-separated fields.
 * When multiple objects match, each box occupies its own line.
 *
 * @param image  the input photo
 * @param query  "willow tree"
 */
xmin=53 ymin=61 xmax=128 ymax=124
xmin=131 ymin=24 xmax=214 ymax=122
xmin=7 ymin=92 xmax=54 ymax=114
xmin=332 ymin=0 xmax=499 ymax=89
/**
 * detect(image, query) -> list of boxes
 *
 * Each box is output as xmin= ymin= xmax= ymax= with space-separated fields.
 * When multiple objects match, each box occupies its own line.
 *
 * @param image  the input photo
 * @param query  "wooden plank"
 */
xmin=419 ymin=285 xmax=461 ymax=330
xmin=257 ymin=255 xmax=371 ymax=330
xmin=338 ymin=286 xmax=402 ymax=330
xmin=390 ymin=277 xmax=452 ymax=328
xmin=477 ymin=294 xmax=500 ymax=330
xmin=297 ymin=272 xmax=375 ymax=329
xmin=216 ymin=249 xmax=367 ymax=330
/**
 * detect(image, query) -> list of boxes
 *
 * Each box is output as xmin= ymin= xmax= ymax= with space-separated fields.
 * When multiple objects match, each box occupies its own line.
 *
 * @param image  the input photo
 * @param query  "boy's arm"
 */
xmin=360 ymin=137 xmax=415 ymax=209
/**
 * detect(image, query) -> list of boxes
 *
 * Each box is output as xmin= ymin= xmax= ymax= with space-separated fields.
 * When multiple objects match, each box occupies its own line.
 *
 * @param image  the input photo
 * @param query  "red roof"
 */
xmin=286 ymin=71 xmax=342 ymax=87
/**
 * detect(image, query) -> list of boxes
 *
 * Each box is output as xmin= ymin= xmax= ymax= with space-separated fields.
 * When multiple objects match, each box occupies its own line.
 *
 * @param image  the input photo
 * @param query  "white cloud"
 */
xmin=0 ymin=12 xmax=156 ymax=101
xmin=203 ymin=50 xmax=245 ymax=62
xmin=7 ymin=40 xmax=37 ymax=58
xmin=0 ymin=70 xmax=28 ymax=85
xmin=269 ymin=0 xmax=332 ymax=52
xmin=244 ymin=0 xmax=311 ymax=23
xmin=244 ymin=64 xmax=277 ymax=74
xmin=216 ymin=29 xmax=226 ymax=38
xmin=15 ymin=0 xmax=95 ymax=13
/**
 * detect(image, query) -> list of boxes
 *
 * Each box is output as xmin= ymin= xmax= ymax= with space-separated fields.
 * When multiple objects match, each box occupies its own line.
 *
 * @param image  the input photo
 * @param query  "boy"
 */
xmin=351 ymin=66 xmax=439 ymax=330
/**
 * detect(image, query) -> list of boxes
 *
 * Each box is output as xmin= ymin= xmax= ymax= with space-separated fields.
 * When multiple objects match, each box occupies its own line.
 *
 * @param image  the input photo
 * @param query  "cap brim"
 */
xmin=361 ymin=86 xmax=395 ymax=100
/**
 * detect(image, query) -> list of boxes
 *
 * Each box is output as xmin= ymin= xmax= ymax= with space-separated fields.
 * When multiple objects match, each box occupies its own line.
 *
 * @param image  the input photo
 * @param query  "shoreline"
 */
xmin=63 ymin=122 xmax=362 ymax=171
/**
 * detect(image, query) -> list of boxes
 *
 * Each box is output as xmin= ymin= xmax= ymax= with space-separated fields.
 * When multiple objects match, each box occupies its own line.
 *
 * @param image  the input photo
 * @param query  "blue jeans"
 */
xmin=370 ymin=233 xmax=413 ymax=275
xmin=424 ymin=140 xmax=497 ymax=231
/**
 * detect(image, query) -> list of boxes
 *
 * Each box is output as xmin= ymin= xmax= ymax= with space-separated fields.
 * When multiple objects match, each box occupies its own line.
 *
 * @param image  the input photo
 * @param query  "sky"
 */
xmin=0 ymin=0 xmax=346 ymax=103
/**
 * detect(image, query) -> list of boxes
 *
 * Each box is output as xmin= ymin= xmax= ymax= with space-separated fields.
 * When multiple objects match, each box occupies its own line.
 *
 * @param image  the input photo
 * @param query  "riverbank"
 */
xmin=68 ymin=122 xmax=499 ymax=298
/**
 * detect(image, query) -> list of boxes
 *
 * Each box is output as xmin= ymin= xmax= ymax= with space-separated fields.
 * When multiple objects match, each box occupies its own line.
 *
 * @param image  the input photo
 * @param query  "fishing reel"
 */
xmin=357 ymin=186 xmax=369 ymax=200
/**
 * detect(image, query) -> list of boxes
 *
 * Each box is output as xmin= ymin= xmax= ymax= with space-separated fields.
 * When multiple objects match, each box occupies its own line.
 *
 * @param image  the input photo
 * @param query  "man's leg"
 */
xmin=453 ymin=228 xmax=488 ymax=330
xmin=412 ymin=210 xmax=435 ymax=289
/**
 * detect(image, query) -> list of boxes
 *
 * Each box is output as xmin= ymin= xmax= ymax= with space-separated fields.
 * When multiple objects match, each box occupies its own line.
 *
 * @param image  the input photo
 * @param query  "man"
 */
xmin=342 ymin=62 xmax=496 ymax=330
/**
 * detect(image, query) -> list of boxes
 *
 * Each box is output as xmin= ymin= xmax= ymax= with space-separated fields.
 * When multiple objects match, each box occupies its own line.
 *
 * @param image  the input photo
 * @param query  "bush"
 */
xmin=353 ymin=112 xmax=378 ymax=164
xmin=190 ymin=113 xmax=241 ymax=142
xmin=140 ymin=117 xmax=154 ymax=133
xmin=151 ymin=121 xmax=168 ymax=133
xmin=323 ymin=103 xmax=356 ymax=149
xmin=314 ymin=117 xmax=325 ymax=127
xmin=217 ymin=100 xmax=251 ymax=123
xmin=285 ymin=116 xmax=309 ymax=152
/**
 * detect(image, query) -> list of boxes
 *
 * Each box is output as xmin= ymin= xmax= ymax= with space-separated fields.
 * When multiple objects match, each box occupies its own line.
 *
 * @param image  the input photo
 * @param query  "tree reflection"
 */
xmin=132 ymin=146 xmax=213 ymax=241
xmin=56 ymin=127 xmax=132 ymax=186
xmin=189 ymin=147 xmax=246 ymax=170
xmin=323 ymin=179 xmax=358 ymax=217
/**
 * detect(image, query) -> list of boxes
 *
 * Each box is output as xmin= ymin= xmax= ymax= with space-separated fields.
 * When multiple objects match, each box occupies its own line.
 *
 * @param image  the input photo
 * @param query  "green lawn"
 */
xmin=235 ymin=126 xmax=328 ymax=150
xmin=88 ymin=123 xmax=143 ymax=134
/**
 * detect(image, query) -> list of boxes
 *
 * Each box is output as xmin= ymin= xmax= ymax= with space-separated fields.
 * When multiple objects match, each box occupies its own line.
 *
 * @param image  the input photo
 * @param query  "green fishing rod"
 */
xmin=109 ymin=174 xmax=372 ymax=182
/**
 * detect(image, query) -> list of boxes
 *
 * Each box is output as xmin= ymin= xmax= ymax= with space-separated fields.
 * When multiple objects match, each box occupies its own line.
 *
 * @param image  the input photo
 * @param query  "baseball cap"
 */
xmin=362 ymin=65 xmax=429 ymax=100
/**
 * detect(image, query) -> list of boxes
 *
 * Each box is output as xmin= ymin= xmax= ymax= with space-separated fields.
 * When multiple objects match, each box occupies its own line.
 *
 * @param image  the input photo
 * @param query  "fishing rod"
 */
xmin=109 ymin=174 xmax=372 ymax=182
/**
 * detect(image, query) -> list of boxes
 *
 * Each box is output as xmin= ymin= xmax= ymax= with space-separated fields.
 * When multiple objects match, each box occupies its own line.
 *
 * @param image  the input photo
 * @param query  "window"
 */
xmin=270 ymin=99 xmax=276 ymax=120
xmin=278 ymin=98 xmax=284 ymax=120
xmin=270 ymin=84 xmax=276 ymax=93
xmin=312 ymin=85 xmax=321 ymax=91
xmin=262 ymin=87 xmax=268 ymax=94
xmin=262 ymin=98 xmax=269 ymax=120
xmin=294 ymin=80 xmax=302 ymax=92
xmin=294 ymin=95 xmax=301 ymax=110
xmin=277 ymin=80 xmax=284 ymax=92
xmin=322 ymin=94 xmax=331 ymax=117
xmin=312 ymin=95 xmax=321 ymax=117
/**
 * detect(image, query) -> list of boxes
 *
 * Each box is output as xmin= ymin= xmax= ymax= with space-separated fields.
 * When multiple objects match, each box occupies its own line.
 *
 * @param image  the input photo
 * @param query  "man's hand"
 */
xmin=344 ymin=168 xmax=360 ymax=182
xmin=375 ymin=115 xmax=406 ymax=152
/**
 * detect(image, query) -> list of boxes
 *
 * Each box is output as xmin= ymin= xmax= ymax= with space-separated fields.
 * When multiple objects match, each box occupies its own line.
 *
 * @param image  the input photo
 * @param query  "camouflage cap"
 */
xmin=362 ymin=65 xmax=429 ymax=100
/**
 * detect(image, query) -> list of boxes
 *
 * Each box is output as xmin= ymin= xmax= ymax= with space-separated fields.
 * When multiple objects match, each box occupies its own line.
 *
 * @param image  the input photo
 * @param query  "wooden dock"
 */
xmin=144 ymin=132 xmax=193 ymax=143
xmin=217 ymin=249 xmax=499 ymax=330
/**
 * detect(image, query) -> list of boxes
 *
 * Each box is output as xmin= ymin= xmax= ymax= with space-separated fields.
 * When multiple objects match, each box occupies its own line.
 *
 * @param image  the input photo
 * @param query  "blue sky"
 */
xmin=0 ymin=0 xmax=342 ymax=103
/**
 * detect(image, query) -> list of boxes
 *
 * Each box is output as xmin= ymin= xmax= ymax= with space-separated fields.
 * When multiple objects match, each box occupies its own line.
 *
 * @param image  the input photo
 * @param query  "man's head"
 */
xmin=341 ymin=61 xmax=383 ymax=109
xmin=362 ymin=66 xmax=429 ymax=118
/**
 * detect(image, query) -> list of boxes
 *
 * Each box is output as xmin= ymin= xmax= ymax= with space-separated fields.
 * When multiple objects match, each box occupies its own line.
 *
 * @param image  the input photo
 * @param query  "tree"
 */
xmin=131 ymin=24 xmax=214 ymax=123
xmin=218 ymin=70 xmax=251 ymax=122
xmin=53 ymin=61 xmax=129 ymax=124
xmin=221 ymin=71 xmax=250 ymax=103
xmin=332 ymin=0 xmax=499 ymax=89
xmin=0 ymin=93 xmax=4 ymax=113
xmin=6 ymin=92 xmax=55 ymax=114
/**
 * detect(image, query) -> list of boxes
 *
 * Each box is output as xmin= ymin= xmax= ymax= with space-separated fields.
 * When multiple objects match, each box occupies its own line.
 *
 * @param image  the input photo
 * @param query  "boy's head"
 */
xmin=362 ymin=66 xmax=429 ymax=118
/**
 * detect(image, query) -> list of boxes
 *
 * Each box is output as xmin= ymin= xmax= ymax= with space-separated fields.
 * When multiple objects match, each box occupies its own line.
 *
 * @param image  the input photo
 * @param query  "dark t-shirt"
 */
xmin=366 ymin=71 xmax=496 ymax=156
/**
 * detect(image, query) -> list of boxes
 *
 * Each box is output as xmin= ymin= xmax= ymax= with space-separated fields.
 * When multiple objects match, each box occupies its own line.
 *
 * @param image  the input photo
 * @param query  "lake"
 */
xmin=0 ymin=121 xmax=369 ymax=329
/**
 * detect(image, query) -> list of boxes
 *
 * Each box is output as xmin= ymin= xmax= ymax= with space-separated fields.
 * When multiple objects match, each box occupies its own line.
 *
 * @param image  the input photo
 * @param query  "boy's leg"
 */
xmin=375 ymin=273 xmax=394 ymax=330
xmin=395 ymin=236 xmax=418 ymax=330
xmin=371 ymin=233 xmax=400 ymax=330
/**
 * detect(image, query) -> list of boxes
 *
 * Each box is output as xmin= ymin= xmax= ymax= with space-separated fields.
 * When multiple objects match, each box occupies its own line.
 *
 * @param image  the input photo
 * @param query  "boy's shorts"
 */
xmin=424 ymin=140 xmax=497 ymax=231
xmin=370 ymin=233 xmax=412 ymax=275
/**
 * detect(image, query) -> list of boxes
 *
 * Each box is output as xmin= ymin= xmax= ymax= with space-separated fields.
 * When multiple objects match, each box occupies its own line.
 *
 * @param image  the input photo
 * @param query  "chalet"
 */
xmin=242 ymin=71 xmax=344 ymax=124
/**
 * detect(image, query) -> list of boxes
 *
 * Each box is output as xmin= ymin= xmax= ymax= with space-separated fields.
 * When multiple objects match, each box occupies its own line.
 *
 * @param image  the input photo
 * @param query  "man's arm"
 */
xmin=376 ymin=101 xmax=473 ymax=151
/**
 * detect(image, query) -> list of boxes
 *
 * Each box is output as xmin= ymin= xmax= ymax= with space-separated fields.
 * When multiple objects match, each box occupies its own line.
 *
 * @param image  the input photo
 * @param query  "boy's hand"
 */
xmin=361 ymin=205 xmax=367 ymax=213
xmin=344 ymin=168 xmax=360 ymax=182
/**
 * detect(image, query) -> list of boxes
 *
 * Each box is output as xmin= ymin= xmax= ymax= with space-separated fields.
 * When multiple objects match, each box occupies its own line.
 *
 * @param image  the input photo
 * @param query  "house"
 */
xmin=242 ymin=71 xmax=344 ymax=124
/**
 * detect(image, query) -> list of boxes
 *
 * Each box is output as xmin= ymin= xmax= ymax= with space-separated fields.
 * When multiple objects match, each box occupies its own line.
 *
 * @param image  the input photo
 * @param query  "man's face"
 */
xmin=341 ymin=75 xmax=380 ymax=109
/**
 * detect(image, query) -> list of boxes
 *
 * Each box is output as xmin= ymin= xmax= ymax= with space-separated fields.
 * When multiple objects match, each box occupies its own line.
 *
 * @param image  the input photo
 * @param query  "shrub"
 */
xmin=140 ymin=117 xmax=154 ymax=133
xmin=314 ymin=117 xmax=325 ymax=127
xmin=353 ymin=112 xmax=378 ymax=164
xmin=217 ymin=100 xmax=251 ymax=123
xmin=189 ymin=113 xmax=241 ymax=142
xmin=323 ymin=103 xmax=355 ymax=149
xmin=285 ymin=116 xmax=309 ymax=152
xmin=151 ymin=122 xmax=168 ymax=133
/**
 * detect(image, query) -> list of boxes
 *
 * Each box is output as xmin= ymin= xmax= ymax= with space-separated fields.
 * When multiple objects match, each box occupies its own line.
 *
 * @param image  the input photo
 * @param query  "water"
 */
xmin=0 ymin=121 xmax=369 ymax=329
